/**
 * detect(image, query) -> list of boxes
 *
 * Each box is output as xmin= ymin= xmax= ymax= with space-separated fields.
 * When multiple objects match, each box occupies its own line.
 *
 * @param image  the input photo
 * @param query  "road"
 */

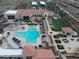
xmin=58 ymin=1 xmax=79 ymax=21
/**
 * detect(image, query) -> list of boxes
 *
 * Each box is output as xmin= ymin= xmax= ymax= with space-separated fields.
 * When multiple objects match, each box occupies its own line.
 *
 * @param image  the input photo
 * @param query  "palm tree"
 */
xmin=6 ymin=32 xmax=10 ymax=37
xmin=2 ymin=37 xmax=7 ymax=42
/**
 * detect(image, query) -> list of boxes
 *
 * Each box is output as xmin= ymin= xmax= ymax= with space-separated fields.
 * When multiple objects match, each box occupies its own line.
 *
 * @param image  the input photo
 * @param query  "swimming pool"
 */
xmin=16 ymin=27 xmax=40 ymax=44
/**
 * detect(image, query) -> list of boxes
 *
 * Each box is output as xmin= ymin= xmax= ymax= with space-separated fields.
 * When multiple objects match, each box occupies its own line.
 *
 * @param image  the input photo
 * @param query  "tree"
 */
xmin=58 ymin=10 xmax=67 ymax=17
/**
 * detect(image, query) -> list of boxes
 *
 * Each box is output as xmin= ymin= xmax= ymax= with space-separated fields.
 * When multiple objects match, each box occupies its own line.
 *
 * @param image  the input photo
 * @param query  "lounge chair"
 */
xmin=17 ymin=40 xmax=21 ymax=43
xmin=12 ymin=38 xmax=21 ymax=44
xmin=12 ymin=37 xmax=17 ymax=42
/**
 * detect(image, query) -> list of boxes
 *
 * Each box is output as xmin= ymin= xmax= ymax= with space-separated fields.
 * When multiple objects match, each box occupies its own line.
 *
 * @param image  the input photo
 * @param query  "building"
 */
xmin=40 ymin=1 xmax=46 ymax=6
xmin=0 ymin=45 xmax=55 ymax=59
xmin=4 ymin=10 xmax=19 ymax=22
xmin=4 ymin=9 xmax=54 ymax=22
xmin=62 ymin=27 xmax=77 ymax=36
xmin=32 ymin=1 xmax=38 ymax=6
xmin=18 ymin=9 xmax=46 ymax=19
xmin=52 ymin=27 xmax=79 ymax=57
xmin=1 ymin=9 xmax=55 ymax=59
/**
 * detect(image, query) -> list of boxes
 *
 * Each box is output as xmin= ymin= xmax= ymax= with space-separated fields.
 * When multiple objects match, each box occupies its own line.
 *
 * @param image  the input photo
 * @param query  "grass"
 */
xmin=52 ymin=18 xmax=70 ymax=31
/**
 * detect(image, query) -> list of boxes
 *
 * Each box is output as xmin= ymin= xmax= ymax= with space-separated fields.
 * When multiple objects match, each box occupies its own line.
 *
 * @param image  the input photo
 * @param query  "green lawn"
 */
xmin=52 ymin=18 xmax=70 ymax=31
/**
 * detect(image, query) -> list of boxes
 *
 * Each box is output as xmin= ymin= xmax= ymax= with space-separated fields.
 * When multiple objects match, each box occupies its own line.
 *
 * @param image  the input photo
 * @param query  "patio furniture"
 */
xmin=12 ymin=37 xmax=17 ymax=42
xmin=17 ymin=40 xmax=21 ymax=43
xmin=12 ymin=37 xmax=21 ymax=44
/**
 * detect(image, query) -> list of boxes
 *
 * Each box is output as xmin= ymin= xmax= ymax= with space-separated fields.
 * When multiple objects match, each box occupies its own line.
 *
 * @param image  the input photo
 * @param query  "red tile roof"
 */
xmin=18 ymin=9 xmax=54 ymax=16
xmin=22 ymin=45 xmax=35 ymax=56
xmin=62 ymin=27 xmax=74 ymax=33
xmin=22 ymin=45 xmax=55 ymax=59
xmin=33 ymin=49 xmax=55 ymax=59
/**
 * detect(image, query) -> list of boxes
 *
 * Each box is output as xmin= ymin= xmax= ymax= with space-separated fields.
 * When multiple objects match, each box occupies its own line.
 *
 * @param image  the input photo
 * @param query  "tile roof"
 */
xmin=62 ymin=27 xmax=74 ymax=33
xmin=18 ymin=9 xmax=54 ymax=16
xmin=33 ymin=49 xmax=55 ymax=59
xmin=22 ymin=45 xmax=55 ymax=59
xmin=22 ymin=45 xmax=36 ymax=56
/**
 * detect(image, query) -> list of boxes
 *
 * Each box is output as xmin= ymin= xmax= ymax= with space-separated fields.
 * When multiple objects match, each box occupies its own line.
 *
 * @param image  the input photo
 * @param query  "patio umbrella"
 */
xmin=38 ymin=45 xmax=43 ymax=48
xmin=12 ymin=37 xmax=16 ymax=40
xmin=12 ymin=37 xmax=17 ymax=42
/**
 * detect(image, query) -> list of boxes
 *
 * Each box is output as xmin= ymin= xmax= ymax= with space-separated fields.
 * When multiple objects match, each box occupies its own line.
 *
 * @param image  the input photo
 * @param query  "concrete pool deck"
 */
xmin=2 ymin=24 xmax=41 ymax=48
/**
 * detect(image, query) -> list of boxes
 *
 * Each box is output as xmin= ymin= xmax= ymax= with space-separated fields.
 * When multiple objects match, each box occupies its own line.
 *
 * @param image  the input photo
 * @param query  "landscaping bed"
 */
xmin=55 ymin=40 xmax=61 ymax=44
xmin=57 ymin=45 xmax=64 ymax=50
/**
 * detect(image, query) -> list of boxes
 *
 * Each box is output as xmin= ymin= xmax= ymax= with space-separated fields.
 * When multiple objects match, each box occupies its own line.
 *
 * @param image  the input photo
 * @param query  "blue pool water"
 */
xmin=16 ymin=28 xmax=40 ymax=44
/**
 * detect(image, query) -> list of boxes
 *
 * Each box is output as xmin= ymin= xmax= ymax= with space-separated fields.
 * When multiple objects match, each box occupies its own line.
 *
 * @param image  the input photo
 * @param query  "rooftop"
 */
xmin=18 ymin=9 xmax=47 ymax=16
xmin=5 ymin=10 xmax=17 ymax=15
xmin=23 ymin=45 xmax=55 ymax=59
xmin=18 ymin=9 xmax=54 ymax=16
xmin=40 ymin=1 xmax=46 ymax=5
xmin=0 ymin=48 xmax=22 ymax=56
xmin=0 ymin=45 xmax=55 ymax=59
xmin=62 ymin=27 xmax=74 ymax=33
xmin=32 ymin=1 xmax=37 ymax=5
xmin=22 ymin=45 xmax=35 ymax=56
xmin=33 ymin=49 xmax=55 ymax=59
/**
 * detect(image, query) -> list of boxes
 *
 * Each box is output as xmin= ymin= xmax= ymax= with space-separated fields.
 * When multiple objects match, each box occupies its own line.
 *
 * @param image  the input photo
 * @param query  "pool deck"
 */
xmin=1 ymin=24 xmax=41 ymax=48
xmin=3 ymin=31 xmax=19 ymax=48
